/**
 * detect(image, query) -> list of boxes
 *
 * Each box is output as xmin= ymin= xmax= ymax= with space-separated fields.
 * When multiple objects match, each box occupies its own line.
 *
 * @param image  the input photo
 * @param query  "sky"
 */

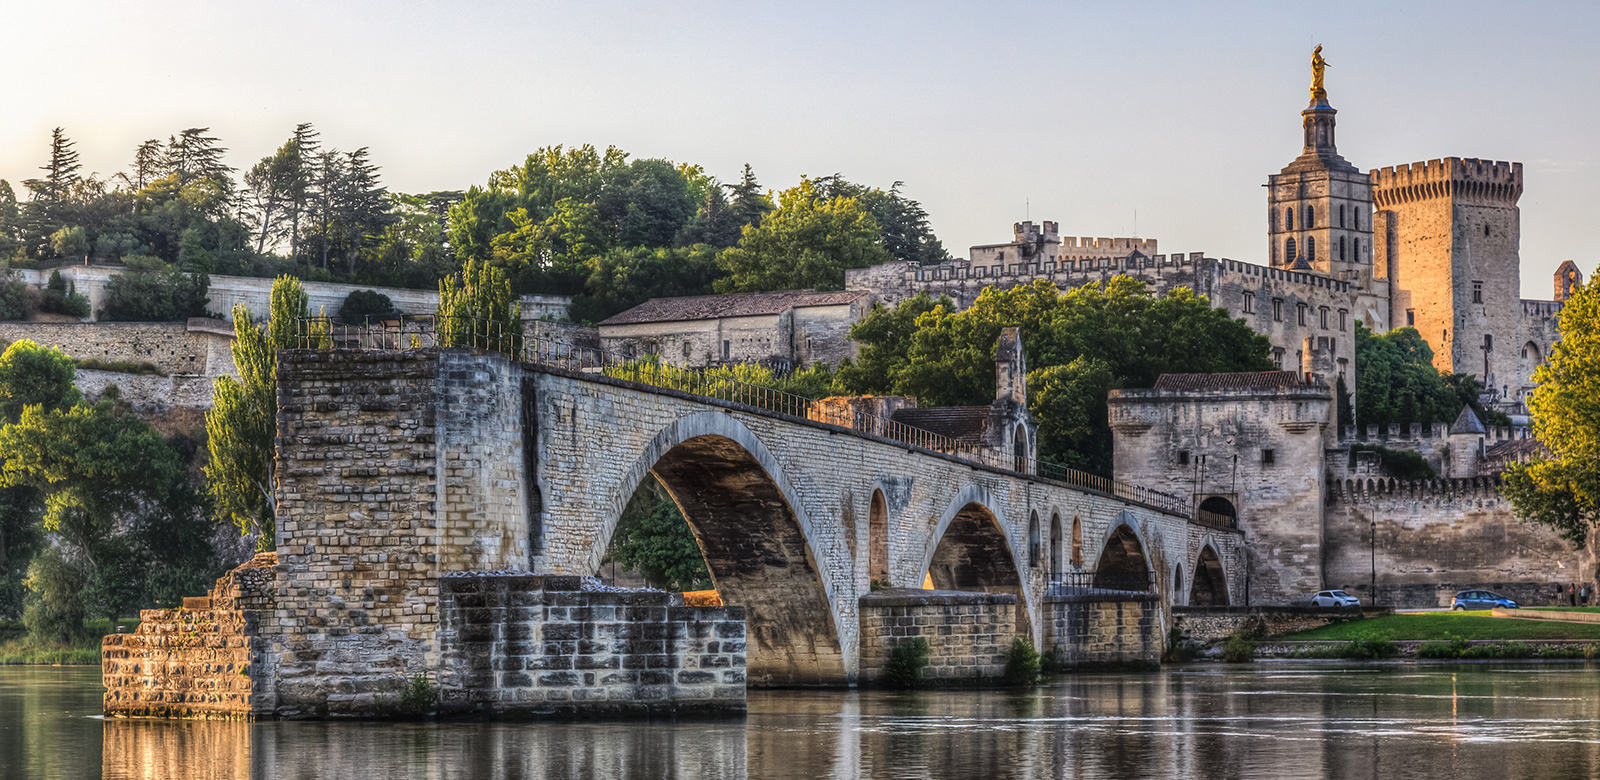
xmin=1 ymin=1 xmax=1594 ymax=295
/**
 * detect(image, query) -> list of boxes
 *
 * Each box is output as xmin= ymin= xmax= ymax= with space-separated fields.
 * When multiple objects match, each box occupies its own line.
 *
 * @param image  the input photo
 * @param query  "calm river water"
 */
xmin=6 ymin=664 xmax=1600 ymax=779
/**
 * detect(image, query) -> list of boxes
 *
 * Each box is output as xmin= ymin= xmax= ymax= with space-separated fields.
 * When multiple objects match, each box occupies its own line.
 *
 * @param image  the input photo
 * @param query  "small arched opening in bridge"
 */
xmin=1048 ymin=513 xmax=1062 ymax=585
xmin=1190 ymin=545 xmax=1229 ymax=606
xmin=868 ymin=489 xmax=889 ymax=586
xmin=1070 ymin=516 xmax=1083 ymax=568
xmin=1091 ymin=523 xmax=1153 ymax=592
xmin=1197 ymin=496 xmax=1238 ymax=529
xmin=1013 ymin=425 xmax=1029 ymax=473
xmin=604 ymin=425 xmax=845 ymax=687
xmin=926 ymin=502 xmax=1022 ymax=596
xmin=1028 ymin=511 xmax=1041 ymax=569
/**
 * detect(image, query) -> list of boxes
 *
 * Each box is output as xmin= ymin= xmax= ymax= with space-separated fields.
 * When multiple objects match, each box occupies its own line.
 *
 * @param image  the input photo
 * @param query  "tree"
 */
xmin=0 ymin=339 xmax=80 ymax=423
xmin=725 ymin=163 xmax=774 ymax=229
xmin=205 ymin=277 xmax=320 ymax=550
xmin=122 ymin=139 xmax=165 ymax=190
xmin=606 ymin=477 xmax=710 ymax=592
xmin=714 ymin=178 xmax=890 ymax=293
xmin=437 ymin=257 xmax=520 ymax=353
xmin=0 ymin=180 xmax=21 ymax=258
xmin=338 ymin=289 xmax=397 ymax=323
xmin=842 ymin=278 xmax=1273 ymax=473
xmin=573 ymin=244 xmax=722 ymax=323
xmin=98 ymin=256 xmax=210 ymax=321
xmin=1352 ymin=323 xmax=1491 ymax=430
xmin=811 ymin=175 xmax=949 ymax=264
xmin=1503 ymin=268 xmax=1600 ymax=545
xmin=0 ymin=264 xmax=40 ymax=321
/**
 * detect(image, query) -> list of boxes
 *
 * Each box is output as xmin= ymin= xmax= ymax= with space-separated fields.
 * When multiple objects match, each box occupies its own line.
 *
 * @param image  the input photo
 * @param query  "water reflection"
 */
xmin=9 ymin=665 xmax=1600 ymax=779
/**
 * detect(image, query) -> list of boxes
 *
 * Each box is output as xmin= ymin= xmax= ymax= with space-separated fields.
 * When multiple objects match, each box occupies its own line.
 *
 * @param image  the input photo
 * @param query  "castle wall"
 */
xmin=598 ymin=303 xmax=858 ymax=370
xmin=0 ymin=320 xmax=234 ymax=376
xmin=1322 ymin=477 xmax=1584 ymax=609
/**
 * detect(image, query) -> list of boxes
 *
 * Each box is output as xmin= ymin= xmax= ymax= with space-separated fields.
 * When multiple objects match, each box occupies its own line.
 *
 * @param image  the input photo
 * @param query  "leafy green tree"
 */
xmin=1352 ymin=323 xmax=1491 ymax=429
xmin=1503 ymin=268 xmax=1600 ymax=545
xmin=0 ymin=339 xmax=80 ymax=423
xmin=606 ymin=477 xmax=710 ymax=592
xmin=601 ymin=158 xmax=697 ymax=249
xmin=437 ymin=257 xmax=520 ymax=353
xmin=338 ymin=289 xmax=397 ymax=323
xmin=98 ymin=256 xmax=210 ymax=321
xmin=811 ymin=175 xmax=949 ymax=264
xmin=842 ymin=278 xmax=1272 ymax=473
xmin=0 ymin=265 xmax=40 ymax=321
xmin=0 ymin=181 xmax=22 ymax=258
xmin=714 ymin=178 xmax=891 ymax=293
xmin=205 ymin=277 xmax=319 ymax=550
xmin=49 ymin=226 xmax=88 ymax=259
xmin=573 ymin=244 xmax=722 ymax=322
xmin=21 ymin=546 xmax=90 ymax=643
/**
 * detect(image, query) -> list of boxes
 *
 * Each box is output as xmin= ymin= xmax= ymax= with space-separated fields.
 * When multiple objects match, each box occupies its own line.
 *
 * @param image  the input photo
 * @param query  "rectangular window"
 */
xmin=1406 ymin=309 xmax=1416 ymax=326
xmin=1320 ymin=307 xmax=1329 ymax=329
xmin=1339 ymin=309 xmax=1348 ymax=331
xmin=1472 ymin=281 xmax=1483 ymax=303
xmin=683 ymin=341 xmax=692 ymax=359
xmin=722 ymin=340 xmax=730 ymax=361
xmin=1262 ymin=448 xmax=1275 ymax=465
xmin=1272 ymin=347 xmax=1285 ymax=367
xmin=1273 ymin=298 xmax=1284 ymax=322
xmin=1297 ymin=303 xmax=1307 ymax=326
xmin=1243 ymin=291 xmax=1255 ymax=314
xmin=1177 ymin=451 xmax=1189 ymax=466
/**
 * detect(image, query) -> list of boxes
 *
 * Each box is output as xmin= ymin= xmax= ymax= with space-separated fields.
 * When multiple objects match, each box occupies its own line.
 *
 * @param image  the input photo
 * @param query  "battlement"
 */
xmin=1217 ymin=258 xmax=1351 ymax=294
xmin=1328 ymin=474 xmax=1503 ymax=501
xmin=1059 ymin=236 xmax=1159 ymax=253
xmin=1522 ymin=299 xmax=1564 ymax=320
xmin=1337 ymin=422 xmax=1528 ymax=445
xmin=1012 ymin=220 xmax=1060 ymax=244
xmin=1369 ymin=157 xmax=1523 ymax=207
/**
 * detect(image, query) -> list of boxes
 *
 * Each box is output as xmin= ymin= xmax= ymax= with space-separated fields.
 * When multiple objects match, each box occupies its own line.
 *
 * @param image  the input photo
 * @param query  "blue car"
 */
xmin=1451 ymin=590 xmax=1518 ymax=610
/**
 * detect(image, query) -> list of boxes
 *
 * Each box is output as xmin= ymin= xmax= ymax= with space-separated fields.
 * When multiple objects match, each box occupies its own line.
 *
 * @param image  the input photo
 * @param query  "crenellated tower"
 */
xmin=1266 ymin=47 xmax=1386 ymax=330
xmin=1370 ymin=158 xmax=1523 ymax=392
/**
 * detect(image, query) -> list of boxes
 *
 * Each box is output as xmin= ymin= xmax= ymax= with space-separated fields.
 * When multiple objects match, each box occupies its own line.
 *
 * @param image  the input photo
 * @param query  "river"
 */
xmin=5 ymin=664 xmax=1600 ymax=779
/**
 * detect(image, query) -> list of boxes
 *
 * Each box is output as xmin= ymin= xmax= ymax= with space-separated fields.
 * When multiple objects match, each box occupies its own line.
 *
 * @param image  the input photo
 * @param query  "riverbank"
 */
xmin=0 ymin=618 xmax=138 ymax=665
xmin=1273 ymin=610 xmax=1600 ymax=641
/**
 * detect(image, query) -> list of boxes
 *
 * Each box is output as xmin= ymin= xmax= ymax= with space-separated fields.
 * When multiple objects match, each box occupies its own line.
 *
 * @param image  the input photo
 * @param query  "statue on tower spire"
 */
xmin=1310 ymin=45 xmax=1330 ymax=102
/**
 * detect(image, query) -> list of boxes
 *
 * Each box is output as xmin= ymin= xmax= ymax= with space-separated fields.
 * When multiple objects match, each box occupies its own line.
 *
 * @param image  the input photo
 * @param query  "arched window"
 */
xmin=1070 ymin=516 xmax=1083 ymax=568
xmin=1339 ymin=235 xmax=1346 ymax=262
xmin=1339 ymin=204 xmax=1345 ymax=227
xmin=868 ymin=490 xmax=888 ymax=584
xmin=1307 ymin=235 xmax=1316 ymax=263
xmin=1286 ymin=207 xmax=1294 ymax=231
xmin=1013 ymin=424 xmax=1029 ymax=473
xmin=1028 ymin=511 xmax=1041 ymax=568
xmin=1285 ymin=237 xmax=1297 ymax=265
xmin=1305 ymin=205 xmax=1314 ymax=228
xmin=1049 ymin=514 xmax=1062 ymax=584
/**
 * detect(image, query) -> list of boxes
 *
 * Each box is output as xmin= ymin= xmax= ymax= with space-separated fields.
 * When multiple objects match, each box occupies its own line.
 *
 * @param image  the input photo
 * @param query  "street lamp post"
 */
xmin=1369 ymin=513 xmax=1377 ymax=606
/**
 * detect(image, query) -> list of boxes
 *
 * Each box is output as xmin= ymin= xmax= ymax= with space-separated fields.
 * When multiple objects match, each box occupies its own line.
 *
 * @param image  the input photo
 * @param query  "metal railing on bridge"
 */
xmin=291 ymin=316 xmax=1193 ymax=517
xmin=1044 ymin=569 xmax=1156 ymax=598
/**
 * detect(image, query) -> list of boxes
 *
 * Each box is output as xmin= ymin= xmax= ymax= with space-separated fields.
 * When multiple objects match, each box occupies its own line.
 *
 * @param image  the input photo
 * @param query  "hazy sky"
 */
xmin=2 ymin=1 xmax=1593 ymax=294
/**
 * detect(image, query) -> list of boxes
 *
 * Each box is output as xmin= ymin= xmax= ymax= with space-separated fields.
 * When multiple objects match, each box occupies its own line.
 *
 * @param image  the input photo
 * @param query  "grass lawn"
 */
xmin=1528 ymin=606 xmax=1600 ymax=613
xmin=1273 ymin=611 xmax=1600 ymax=642
xmin=0 ymin=618 xmax=139 ymax=665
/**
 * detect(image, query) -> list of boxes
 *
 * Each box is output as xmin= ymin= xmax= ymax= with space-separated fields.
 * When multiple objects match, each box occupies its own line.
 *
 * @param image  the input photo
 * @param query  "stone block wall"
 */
xmin=436 ymin=575 xmax=745 ymax=715
xmin=103 ymin=609 xmax=263 ymax=718
xmin=856 ymin=590 xmax=1017 ymax=684
xmin=0 ymin=320 xmax=229 ymax=376
xmin=436 ymin=350 xmax=531 ymax=572
xmin=1042 ymin=594 xmax=1160 ymax=667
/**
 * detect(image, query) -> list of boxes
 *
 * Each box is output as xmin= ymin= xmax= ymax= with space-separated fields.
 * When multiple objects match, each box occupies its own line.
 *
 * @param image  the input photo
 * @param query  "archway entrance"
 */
xmin=1091 ymin=525 xmax=1152 ymax=592
xmin=1197 ymin=496 xmax=1237 ymax=529
xmin=868 ymin=490 xmax=889 ymax=586
xmin=926 ymin=502 xmax=1021 ymax=595
xmin=1190 ymin=546 xmax=1229 ymax=606
xmin=611 ymin=433 xmax=845 ymax=686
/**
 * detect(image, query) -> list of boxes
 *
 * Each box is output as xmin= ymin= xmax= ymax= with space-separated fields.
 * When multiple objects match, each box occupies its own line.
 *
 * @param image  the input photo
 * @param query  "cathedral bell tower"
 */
xmin=1267 ymin=45 xmax=1374 ymax=290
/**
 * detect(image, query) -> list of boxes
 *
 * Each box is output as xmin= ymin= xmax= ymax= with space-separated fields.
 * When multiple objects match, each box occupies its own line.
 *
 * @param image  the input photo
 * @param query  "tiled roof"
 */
xmin=1450 ymin=406 xmax=1487 ymax=435
xmin=892 ymin=407 xmax=991 ymax=443
xmin=599 ymin=289 xmax=865 ymax=326
xmin=1151 ymin=371 xmax=1301 ymax=391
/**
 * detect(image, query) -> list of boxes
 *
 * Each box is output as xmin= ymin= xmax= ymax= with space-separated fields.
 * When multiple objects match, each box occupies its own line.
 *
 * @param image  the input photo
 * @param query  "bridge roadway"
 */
xmin=274 ymin=346 xmax=1246 ymax=687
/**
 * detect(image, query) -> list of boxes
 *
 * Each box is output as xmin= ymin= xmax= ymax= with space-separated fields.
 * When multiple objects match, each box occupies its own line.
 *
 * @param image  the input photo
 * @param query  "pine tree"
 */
xmin=284 ymin=123 xmax=320 ymax=263
xmin=124 ymin=139 xmax=165 ymax=190
xmin=726 ymin=163 xmax=773 ymax=229
xmin=336 ymin=147 xmax=392 ymax=274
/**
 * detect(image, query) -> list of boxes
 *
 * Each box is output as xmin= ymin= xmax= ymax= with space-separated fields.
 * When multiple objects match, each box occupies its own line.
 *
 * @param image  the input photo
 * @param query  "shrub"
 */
xmin=1343 ymin=632 xmax=1400 ymax=659
xmin=339 ymin=289 xmax=398 ymax=324
xmin=74 ymin=358 xmax=166 ymax=376
xmin=39 ymin=271 xmax=90 ymax=318
xmin=1350 ymin=445 xmax=1436 ymax=480
xmin=22 ymin=548 xmax=90 ymax=645
xmin=884 ymin=636 xmax=930 ymax=687
xmin=1417 ymin=634 xmax=1471 ymax=659
xmin=1004 ymin=637 xmax=1042 ymax=686
xmin=0 ymin=266 xmax=39 ymax=321
xmin=1221 ymin=632 xmax=1255 ymax=663
xmin=399 ymin=671 xmax=438 ymax=715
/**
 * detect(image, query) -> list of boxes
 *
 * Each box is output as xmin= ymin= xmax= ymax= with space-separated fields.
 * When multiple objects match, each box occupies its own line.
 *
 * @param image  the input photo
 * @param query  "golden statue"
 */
xmin=1310 ymin=44 xmax=1330 ymax=101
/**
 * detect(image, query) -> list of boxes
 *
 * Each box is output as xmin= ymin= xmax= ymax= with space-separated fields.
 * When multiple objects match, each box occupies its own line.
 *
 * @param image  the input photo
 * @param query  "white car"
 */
xmin=1309 ymin=590 xmax=1360 ymax=607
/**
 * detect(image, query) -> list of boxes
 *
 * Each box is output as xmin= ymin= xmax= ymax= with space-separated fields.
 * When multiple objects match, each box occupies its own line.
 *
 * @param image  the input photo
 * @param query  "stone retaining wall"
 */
xmin=1043 ymin=593 xmax=1161 ymax=666
xmin=856 ymin=589 xmax=1017 ymax=684
xmin=1174 ymin=606 xmax=1392 ymax=642
xmin=436 ymin=575 xmax=745 ymax=716
xmin=102 ymin=608 xmax=265 ymax=718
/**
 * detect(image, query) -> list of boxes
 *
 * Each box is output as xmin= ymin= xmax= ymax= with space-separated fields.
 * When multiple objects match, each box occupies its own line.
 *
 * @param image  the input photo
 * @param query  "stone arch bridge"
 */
xmin=265 ymin=345 xmax=1246 ymax=693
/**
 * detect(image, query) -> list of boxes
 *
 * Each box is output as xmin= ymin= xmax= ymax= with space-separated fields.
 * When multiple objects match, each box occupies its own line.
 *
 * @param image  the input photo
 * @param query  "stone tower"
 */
xmin=1266 ymin=50 xmax=1385 ymax=327
xmin=1370 ymin=158 xmax=1524 ymax=390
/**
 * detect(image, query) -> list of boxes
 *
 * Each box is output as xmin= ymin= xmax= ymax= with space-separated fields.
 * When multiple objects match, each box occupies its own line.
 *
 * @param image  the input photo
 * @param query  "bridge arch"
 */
xmin=598 ymin=411 xmax=848 ymax=686
xmin=917 ymin=485 xmax=1035 ymax=640
xmin=1091 ymin=514 xmax=1154 ymax=592
xmin=1190 ymin=544 xmax=1229 ymax=606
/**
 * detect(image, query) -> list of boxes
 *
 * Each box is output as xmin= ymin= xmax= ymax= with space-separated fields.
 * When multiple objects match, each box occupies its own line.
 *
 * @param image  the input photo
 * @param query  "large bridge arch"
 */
xmin=916 ymin=485 xmax=1035 ymax=639
xmin=594 ymin=411 xmax=848 ymax=686
xmin=1091 ymin=513 xmax=1155 ymax=593
xmin=1190 ymin=543 xmax=1230 ymax=606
